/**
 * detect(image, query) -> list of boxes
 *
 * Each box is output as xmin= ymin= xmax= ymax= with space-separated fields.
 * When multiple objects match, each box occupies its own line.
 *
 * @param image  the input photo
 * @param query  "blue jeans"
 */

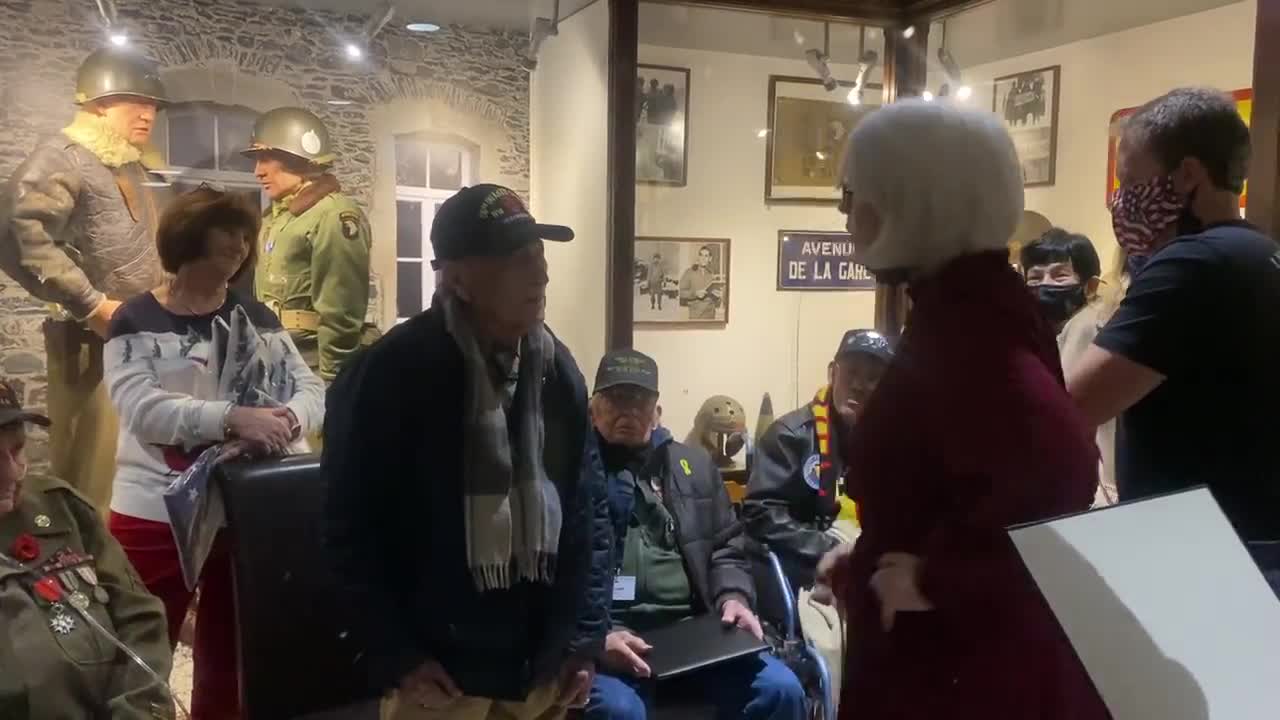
xmin=584 ymin=651 xmax=805 ymax=720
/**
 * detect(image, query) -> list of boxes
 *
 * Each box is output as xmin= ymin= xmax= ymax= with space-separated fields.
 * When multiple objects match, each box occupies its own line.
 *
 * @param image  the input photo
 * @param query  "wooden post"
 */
xmin=873 ymin=22 xmax=930 ymax=340
xmin=606 ymin=0 xmax=639 ymax=350
xmin=1247 ymin=0 xmax=1280 ymax=238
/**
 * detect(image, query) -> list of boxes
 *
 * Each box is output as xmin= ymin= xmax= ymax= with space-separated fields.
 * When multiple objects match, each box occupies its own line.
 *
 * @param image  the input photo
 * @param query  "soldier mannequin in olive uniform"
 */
xmin=0 ymin=380 xmax=174 ymax=719
xmin=0 ymin=48 xmax=171 ymax=513
xmin=243 ymin=108 xmax=373 ymax=391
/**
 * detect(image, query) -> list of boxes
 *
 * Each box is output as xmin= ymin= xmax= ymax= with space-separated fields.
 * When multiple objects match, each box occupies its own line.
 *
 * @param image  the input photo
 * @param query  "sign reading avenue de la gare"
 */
xmin=777 ymin=231 xmax=875 ymax=291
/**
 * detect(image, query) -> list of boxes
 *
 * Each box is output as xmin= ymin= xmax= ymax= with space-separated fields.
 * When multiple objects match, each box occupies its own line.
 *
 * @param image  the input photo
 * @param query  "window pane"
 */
xmin=396 ymin=200 xmax=423 ymax=258
xmin=395 ymin=138 xmax=428 ymax=187
xmin=218 ymin=110 xmax=257 ymax=173
xmin=397 ymin=261 xmax=424 ymax=318
xmin=429 ymin=146 xmax=463 ymax=190
xmin=168 ymin=111 xmax=216 ymax=170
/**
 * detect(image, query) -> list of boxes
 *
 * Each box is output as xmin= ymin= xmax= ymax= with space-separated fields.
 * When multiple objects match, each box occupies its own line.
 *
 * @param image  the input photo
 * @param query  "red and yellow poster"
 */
xmin=1106 ymin=89 xmax=1252 ymax=209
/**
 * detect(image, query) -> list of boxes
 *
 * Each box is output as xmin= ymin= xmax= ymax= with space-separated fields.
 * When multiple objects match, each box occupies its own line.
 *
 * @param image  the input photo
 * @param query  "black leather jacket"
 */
xmin=742 ymin=405 xmax=843 ymax=588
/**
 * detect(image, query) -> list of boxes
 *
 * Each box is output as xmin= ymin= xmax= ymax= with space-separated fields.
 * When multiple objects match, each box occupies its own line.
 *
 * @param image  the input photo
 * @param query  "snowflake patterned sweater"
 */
xmin=104 ymin=289 xmax=325 ymax=523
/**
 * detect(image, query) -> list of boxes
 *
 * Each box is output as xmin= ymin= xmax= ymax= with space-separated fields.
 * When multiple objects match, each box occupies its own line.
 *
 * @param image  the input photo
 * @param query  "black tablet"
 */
xmin=641 ymin=613 xmax=771 ymax=680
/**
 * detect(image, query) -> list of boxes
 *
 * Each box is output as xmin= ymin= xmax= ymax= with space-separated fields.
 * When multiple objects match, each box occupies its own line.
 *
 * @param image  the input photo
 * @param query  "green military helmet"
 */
xmin=241 ymin=107 xmax=337 ymax=166
xmin=74 ymin=47 xmax=168 ymax=105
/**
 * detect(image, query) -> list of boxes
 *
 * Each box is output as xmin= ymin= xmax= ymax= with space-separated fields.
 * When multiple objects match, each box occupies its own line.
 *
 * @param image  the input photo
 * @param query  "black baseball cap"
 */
xmin=430 ymin=184 xmax=573 ymax=268
xmin=593 ymin=349 xmax=659 ymax=395
xmin=0 ymin=380 xmax=50 ymax=428
xmin=834 ymin=329 xmax=894 ymax=364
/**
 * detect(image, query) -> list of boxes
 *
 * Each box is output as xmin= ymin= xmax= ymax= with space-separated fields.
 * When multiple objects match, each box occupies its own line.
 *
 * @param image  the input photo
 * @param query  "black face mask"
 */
xmin=1034 ymin=284 xmax=1087 ymax=329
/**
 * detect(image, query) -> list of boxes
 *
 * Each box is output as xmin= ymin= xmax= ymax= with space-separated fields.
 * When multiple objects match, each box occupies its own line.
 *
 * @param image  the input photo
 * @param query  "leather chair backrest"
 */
xmin=218 ymin=455 xmax=378 ymax=719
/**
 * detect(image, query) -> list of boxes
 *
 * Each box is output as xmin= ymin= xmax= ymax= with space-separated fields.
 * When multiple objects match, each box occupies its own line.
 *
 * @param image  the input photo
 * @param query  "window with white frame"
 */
xmin=154 ymin=102 xmax=266 ymax=210
xmin=395 ymin=137 xmax=472 ymax=322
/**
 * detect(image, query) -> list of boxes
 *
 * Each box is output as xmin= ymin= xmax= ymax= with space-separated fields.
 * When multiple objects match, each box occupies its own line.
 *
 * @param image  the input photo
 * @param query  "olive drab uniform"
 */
xmin=0 ymin=48 xmax=170 ymax=513
xmin=243 ymin=108 xmax=374 ymax=386
xmin=0 ymin=474 xmax=174 ymax=719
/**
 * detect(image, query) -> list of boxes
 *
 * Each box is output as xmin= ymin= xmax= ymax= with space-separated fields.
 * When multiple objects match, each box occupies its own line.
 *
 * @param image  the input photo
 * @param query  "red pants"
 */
xmin=110 ymin=512 xmax=240 ymax=719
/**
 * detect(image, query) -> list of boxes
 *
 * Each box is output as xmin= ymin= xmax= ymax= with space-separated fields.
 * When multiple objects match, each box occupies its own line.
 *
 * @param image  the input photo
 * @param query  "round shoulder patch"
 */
xmin=802 ymin=454 xmax=821 ymax=491
xmin=339 ymin=211 xmax=362 ymax=240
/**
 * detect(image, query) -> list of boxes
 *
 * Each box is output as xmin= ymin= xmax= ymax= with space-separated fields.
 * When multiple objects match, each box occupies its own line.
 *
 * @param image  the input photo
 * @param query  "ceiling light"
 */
xmin=902 ymin=26 xmax=916 ymax=39
xmin=921 ymin=91 xmax=935 ymax=102
xmin=847 ymin=88 xmax=861 ymax=106
xmin=327 ymin=99 xmax=354 ymax=106
xmin=345 ymin=43 xmax=363 ymax=60
xmin=956 ymin=85 xmax=973 ymax=101
xmin=406 ymin=22 xmax=440 ymax=33
xmin=109 ymin=32 xmax=128 ymax=47
xmin=756 ymin=129 xmax=769 ymax=138
xmin=815 ymin=151 xmax=827 ymax=160
xmin=140 ymin=181 xmax=170 ymax=188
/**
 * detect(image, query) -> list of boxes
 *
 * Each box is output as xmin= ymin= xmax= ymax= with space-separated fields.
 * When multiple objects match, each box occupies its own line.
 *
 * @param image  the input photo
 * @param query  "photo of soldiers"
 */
xmin=242 ymin=107 xmax=373 ymax=390
xmin=634 ymin=237 xmax=729 ymax=327
xmin=0 ymin=47 xmax=171 ymax=512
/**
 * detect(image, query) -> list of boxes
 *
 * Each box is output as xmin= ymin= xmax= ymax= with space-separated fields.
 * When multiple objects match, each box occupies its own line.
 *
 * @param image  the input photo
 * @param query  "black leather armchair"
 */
xmin=218 ymin=455 xmax=380 ymax=719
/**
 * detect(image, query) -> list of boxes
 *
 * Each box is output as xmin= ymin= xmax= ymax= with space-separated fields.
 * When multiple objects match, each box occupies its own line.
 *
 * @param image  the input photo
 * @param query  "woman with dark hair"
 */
xmin=819 ymin=101 xmax=1106 ymax=719
xmin=104 ymin=187 xmax=324 ymax=718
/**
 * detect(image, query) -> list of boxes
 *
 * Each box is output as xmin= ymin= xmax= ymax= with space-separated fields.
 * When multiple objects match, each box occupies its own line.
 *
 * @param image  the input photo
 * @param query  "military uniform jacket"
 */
xmin=0 ymin=112 xmax=168 ymax=320
xmin=255 ymin=173 xmax=371 ymax=381
xmin=0 ymin=474 xmax=173 ymax=719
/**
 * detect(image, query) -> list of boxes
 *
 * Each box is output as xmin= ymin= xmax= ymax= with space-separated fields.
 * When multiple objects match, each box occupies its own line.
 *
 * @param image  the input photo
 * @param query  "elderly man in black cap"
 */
xmin=743 ymin=329 xmax=893 ymax=590
xmin=586 ymin=349 xmax=804 ymax=720
xmin=322 ymin=184 xmax=613 ymax=720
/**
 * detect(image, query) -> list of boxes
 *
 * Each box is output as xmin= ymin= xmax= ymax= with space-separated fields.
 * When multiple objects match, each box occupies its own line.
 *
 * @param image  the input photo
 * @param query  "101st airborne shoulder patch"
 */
xmin=339 ymin=211 xmax=362 ymax=241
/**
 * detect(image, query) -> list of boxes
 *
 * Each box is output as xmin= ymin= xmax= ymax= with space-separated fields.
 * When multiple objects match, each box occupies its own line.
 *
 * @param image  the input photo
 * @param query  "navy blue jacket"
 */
xmin=321 ymin=308 xmax=612 ymax=701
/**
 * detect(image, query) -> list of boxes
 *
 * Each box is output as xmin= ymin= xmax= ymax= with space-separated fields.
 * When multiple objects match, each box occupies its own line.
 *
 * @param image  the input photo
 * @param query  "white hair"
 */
xmin=841 ymin=100 xmax=1024 ymax=273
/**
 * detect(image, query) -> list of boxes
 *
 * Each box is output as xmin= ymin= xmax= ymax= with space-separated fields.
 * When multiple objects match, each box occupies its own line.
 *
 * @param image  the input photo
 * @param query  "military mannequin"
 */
xmin=243 ymin=108 xmax=373 ymax=392
xmin=0 ymin=48 xmax=171 ymax=513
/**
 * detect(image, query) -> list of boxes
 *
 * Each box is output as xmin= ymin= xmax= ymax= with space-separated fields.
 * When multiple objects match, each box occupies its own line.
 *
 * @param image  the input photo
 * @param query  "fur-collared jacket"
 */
xmin=0 ymin=112 xmax=171 ymax=319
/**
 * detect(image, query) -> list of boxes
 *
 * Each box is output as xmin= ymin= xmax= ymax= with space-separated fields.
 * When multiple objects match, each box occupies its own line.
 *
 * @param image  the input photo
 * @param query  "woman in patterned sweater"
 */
xmin=104 ymin=187 xmax=324 ymax=719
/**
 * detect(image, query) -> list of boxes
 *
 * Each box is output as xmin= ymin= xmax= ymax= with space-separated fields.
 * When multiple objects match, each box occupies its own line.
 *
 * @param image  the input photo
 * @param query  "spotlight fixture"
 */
xmin=327 ymin=99 xmax=354 ymax=106
xmin=344 ymin=43 xmax=363 ymax=60
xmin=847 ymin=44 xmax=879 ymax=106
xmin=523 ymin=5 xmax=560 ymax=72
xmin=756 ymin=129 xmax=769 ymax=138
xmin=405 ymin=22 xmax=440 ymax=33
xmin=804 ymin=48 xmax=838 ymax=92
xmin=902 ymin=26 xmax=916 ymax=39
xmin=109 ymin=32 xmax=128 ymax=47
xmin=922 ymin=91 xmax=935 ymax=102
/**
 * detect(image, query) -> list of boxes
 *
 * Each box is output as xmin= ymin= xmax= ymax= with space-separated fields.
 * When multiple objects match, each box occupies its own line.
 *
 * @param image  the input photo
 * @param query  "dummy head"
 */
xmin=838 ymin=100 xmax=1023 ymax=280
xmin=84 ymin=96 xmax=159 ymax=147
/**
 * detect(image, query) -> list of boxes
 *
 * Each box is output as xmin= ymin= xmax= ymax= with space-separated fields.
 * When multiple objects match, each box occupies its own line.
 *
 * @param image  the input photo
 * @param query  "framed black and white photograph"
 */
xmin=636 ymin=64 xmax=690 ymax=186
xmin=993 ymin=65 xmax=1061 ymax=187
xmin=634 ymin=237 xmax=730 ymax=327
xmin=766 ymin=75 xmax=881 ymax=204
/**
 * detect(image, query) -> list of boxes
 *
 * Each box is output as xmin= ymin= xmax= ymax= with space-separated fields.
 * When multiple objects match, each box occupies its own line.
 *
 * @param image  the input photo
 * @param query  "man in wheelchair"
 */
xmin=742 ymin=330 xmax=892 ymax=590
xmin=585 ymin=349 xmax=805 ymax=720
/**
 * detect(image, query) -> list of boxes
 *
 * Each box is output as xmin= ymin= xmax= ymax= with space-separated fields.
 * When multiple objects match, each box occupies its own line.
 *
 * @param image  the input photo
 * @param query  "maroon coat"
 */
xmin=837 ymin=252 xmax=1108 ymax=719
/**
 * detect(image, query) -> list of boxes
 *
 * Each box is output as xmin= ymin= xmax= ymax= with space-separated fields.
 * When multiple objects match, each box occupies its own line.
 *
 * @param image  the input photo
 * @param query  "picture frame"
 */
xmin=633 ymin=237 xmax=731 ymax=328
xmin=993 ymin=65 xmax=1061 ymax=187
xmin=765 ymin=75 xmax=882 ymax=204
xmin=776 ymin=230 xmax=874 ymax=291
xmin=636 ymin=64 xmax=691 ymax=186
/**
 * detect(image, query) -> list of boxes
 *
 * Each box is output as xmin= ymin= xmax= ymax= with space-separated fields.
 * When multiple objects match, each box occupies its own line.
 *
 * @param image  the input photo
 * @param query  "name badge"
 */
xmin=613 ymin=576 xmax=637 ymax=602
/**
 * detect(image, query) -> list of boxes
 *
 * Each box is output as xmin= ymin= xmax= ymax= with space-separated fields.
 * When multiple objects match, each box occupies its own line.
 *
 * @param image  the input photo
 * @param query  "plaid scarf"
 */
xmin=443 ymin=294 xmax=562 ymax=592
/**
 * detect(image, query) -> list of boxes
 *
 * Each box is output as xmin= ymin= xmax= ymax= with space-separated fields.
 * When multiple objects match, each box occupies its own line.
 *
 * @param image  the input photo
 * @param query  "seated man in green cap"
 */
xmin=0 ymin=379 xmax=174 ymax=718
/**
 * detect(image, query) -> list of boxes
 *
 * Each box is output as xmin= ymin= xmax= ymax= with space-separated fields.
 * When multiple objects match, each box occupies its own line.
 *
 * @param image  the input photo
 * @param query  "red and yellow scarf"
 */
xmin=812 ymin=386 xmax=860 ymax=526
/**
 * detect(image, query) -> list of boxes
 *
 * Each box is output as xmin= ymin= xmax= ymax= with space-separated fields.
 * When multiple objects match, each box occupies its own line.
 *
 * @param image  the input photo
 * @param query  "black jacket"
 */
xmin=321 ymin=308 xmax=612 ymax=701
xmin=742 ymin=406 xmax=842 ymax=588
xmin=604 ymin=428 xmax=754 ymax=618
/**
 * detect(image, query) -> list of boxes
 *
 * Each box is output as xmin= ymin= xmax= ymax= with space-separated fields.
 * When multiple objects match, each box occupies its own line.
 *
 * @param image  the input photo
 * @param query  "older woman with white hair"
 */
xmin=818 ymin=101 xmax=1107 ymax=719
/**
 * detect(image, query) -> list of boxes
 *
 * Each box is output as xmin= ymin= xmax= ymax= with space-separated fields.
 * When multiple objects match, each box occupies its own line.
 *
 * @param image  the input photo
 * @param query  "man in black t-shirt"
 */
xmin=1067 ymin=88 xmax=1280 ymax=594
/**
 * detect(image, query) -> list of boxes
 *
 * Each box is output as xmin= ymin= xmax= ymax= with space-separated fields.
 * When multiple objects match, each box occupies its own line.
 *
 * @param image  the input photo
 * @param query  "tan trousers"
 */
xmin=42 ymin=320 xmax=118 ymax=514
xmin=380 ymin=682 xmax=566 ymax=720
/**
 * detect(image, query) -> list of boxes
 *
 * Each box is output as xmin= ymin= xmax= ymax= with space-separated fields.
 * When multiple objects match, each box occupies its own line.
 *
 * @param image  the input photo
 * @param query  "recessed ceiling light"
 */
xmin=327 ymin=99 xmax=354 ymax=106
xmin=921 ymin=90 xmax=935 ymax=102
xmin=406 ymin=22 xmax=441 ymax=33
xmin=902 ymin=26 xmax=916 ymax=39
xmin=109 ymin=32 xmax=128 ymax=47
xmin=345 ymin=43 xmax=363 ymax=60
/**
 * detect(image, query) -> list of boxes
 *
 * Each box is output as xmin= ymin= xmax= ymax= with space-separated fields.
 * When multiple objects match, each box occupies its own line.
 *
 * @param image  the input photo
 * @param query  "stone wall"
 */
xmin=0 ymin=0 xmax=531 ymax=465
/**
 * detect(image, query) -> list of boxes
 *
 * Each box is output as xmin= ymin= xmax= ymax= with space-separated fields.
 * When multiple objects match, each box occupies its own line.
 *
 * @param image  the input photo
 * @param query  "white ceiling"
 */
xmin=238 ymin=0 xmax=591 ymax=32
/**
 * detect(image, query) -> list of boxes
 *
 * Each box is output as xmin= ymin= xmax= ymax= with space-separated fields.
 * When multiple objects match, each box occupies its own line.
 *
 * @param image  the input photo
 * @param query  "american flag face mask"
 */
xmin=1109 ymin=175 xmax=1185 ymax=257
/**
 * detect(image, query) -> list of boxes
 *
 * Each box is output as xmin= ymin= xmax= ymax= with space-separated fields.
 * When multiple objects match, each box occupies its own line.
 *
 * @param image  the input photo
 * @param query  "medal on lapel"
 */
xmin=48 ymin=603 xmax=76 ymax=635
xmin=34 ymin=576 xmax=62 ymax=603
xmin=76 ymin=561 xmax=110 ymax=605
